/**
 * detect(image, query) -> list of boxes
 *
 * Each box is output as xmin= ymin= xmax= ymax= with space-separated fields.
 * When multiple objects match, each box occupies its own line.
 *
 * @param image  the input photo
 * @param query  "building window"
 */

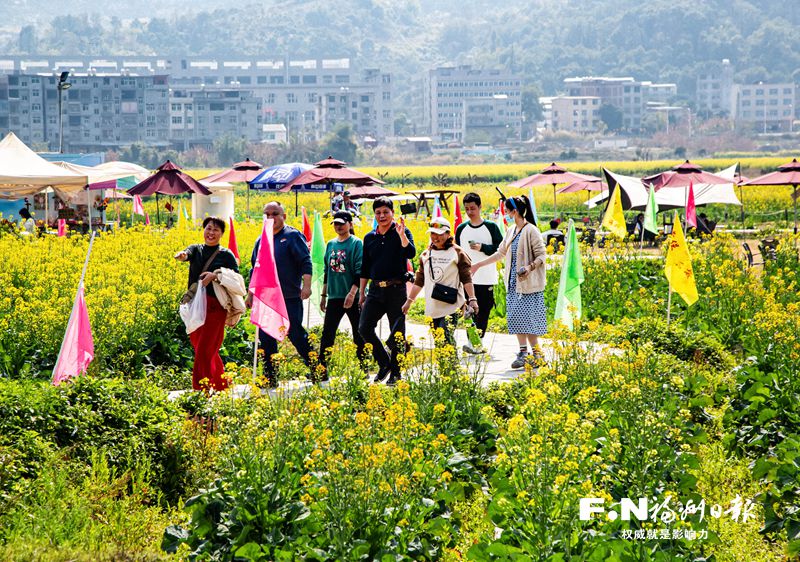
xmin=290 ymin=75 xmax=300 ymax=84
xmin=302 ymin=75 xmax=317 ymax=84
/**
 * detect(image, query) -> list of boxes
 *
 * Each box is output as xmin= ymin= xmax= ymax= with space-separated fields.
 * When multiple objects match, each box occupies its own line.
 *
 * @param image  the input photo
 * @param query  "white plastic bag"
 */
xmin=179 ymin=283 xmax=207 ymax=334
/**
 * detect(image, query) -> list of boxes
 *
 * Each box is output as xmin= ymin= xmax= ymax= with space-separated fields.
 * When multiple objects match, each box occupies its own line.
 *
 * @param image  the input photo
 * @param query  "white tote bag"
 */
xmin=179 ymin=283 xmax=207 ymax=334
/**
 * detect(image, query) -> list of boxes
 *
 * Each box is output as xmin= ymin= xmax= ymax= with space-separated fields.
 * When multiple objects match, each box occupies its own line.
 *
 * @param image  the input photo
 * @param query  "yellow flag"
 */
xmin=601 ymin=186 xmax=627 ymax=238
xmin=664 ymin=212 xmax=698 ymax=306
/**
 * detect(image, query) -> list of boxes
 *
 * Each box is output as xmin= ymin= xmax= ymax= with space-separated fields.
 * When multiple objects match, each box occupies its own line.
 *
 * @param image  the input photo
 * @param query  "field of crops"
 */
xmin=1 ymin=182 xmax=799 ymax=560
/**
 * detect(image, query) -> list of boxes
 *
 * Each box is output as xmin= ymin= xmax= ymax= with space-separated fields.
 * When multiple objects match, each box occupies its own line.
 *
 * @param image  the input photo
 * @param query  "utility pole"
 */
xmin=57 ymin=71 xmax=71 ymax=153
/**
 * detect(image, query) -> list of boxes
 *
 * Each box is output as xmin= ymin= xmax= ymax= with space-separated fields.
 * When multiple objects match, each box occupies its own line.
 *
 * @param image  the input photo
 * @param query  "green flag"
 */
xmin=311 ymin=211 xmax=327 ymax=312
xmin=644 ymin=183 xmax=659 ymax=235
xmin=553 ymin=219 xmax=584 ymax=330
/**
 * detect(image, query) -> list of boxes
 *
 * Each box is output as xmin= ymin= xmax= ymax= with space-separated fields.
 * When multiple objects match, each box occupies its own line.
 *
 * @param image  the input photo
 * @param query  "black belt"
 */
xmin=372 ymin=279 xmax=405 ymax=288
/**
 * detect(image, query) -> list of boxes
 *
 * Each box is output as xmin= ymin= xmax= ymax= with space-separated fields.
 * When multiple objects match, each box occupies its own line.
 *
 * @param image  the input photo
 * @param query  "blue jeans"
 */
xmin=258 ymin=297 xmax=311 ymax=376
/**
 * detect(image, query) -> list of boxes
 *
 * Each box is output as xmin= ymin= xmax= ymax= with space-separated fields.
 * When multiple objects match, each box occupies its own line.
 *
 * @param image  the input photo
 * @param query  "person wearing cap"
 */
xmin=402 ymin=217 xmax=478 ymax=348
xmin=358 ymin=197 xmax=416 ymax=385
xmin=342 ymin=191 xmax=359 ymax=215
xmin=319 ymin=211 xmax=366 ymax=375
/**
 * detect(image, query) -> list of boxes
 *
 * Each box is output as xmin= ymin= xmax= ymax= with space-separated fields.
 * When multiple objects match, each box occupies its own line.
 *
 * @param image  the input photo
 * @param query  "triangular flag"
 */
xmin=249 ymin=219 xmax=290 ymax=341
xmin=665 ymin=212 xmax=699 ymax=306
xmin=302 ymin=207 xmax=312 ymax=243
xmin=553 ymin=220 xmax=584 ymax=330
xmin=500 ymin=199 xmax=508 ymax=226
xmin=686 ymin=182 xmax=697 ymax=229
xmin=52 ymin=284 xmax=94 ymax=385
xmin=310 ymin=211 xmax=326 ymax=311
xmin=228 ymin=216 xmax=240 ymax=261
xmin=601 ymin=185 xmax=627 ymax=238
xmin=529 ymin=188 xmax=539 ymax=226
xmin=644 ymin=183 xmax=659 ymax=235
xmin=183 ymin=201 xmax=190 ymax=220
xmin=433 ymin=195 xmax=443 ymax=219
xmin=57 ymin=219 xmax=67 ymax=237
xmin=144 ymin=212 xmax=151 ymax=226
xmin=132 ymin=194 xmax=145 ymax=216
xmin=454 ymin=195 xmax=463 ymax=230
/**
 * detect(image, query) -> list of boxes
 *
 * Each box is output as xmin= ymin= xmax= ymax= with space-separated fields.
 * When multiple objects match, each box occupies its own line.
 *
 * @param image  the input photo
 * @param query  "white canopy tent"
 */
xmin=0 ymin=132 xmax=87 ymax=200
xmin=585 ymin=165 xmax=743 ymax=210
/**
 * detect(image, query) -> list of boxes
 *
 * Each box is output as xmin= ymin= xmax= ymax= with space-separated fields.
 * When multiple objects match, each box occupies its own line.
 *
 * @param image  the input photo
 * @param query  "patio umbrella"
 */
xmin=642 ymin=160 xmax=732 ymax=190
xmin=345 ymin=184 xmax=397 ymax=198
xmin=278 ymin=157 xmax=384 ymax=215
xmin=742 ymin=157 xmax=800 ymax=233
xmin=200 ymin=158 xmax=263 ymax=216
xmin=128 ymin=160 xmax=211 ymax=224
xmin=509 ymin=162 xmax=601 ymax=218
xmin=249 ymin=162 xmax=313 ymax=190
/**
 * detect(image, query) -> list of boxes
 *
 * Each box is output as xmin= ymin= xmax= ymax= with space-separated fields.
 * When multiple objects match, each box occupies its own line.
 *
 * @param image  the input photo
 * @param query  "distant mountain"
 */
xmin=4 ymin=0 xmax=800 ymax=107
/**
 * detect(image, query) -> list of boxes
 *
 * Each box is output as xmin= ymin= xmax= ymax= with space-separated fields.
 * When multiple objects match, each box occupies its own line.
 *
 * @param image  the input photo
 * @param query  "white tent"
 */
xmin=53 ymin=160 xmax=150 ymax=186
xmin=0 ymin=132 xmax=87 ymax=199
xmin=586 ymin=165 xmax=743 ymax=210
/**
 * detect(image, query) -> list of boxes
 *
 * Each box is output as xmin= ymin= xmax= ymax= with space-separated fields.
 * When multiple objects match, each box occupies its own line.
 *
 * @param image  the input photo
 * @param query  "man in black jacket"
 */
xmin=358 ymin=197 xmax=416 ymax=385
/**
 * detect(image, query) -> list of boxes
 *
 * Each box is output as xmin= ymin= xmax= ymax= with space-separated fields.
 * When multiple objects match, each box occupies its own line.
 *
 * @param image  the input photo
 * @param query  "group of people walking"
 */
xmin=177 ymin=193 xmax=550 ymax=392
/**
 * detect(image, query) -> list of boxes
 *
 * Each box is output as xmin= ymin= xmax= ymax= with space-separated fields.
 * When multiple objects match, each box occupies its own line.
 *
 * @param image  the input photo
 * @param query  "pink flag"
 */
xmin=686 ymin=182 xmax=697 ymax=228
xmin=132 ymin=194 xmax=145 ymax=216
xmin=249 ymin=219 xmax=290 ymax=341
xmin=144 ymin=212 xmax=151 ymax=226
xmin=57 ymin=219 xmax=67 ymax=237
xmin=228 ymin=217 xmax=240 ymax=261
xmin=454 ymin=195 xmax=463 ymax=230
xmin=52 ymin=285 xmax=94 ymax=385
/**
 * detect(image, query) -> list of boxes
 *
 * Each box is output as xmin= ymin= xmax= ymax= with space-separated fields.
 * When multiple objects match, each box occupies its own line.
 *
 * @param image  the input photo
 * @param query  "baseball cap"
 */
xmin=427 ymin=216 xmax=451 ymax=235
xmin=332 ymin=211 xmax=353 ymax=224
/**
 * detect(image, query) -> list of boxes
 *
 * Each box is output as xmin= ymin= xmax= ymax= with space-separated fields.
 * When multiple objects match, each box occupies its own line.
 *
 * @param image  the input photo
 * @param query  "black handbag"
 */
xmin=428 ymin=248 xmax=458 ymax=304
xmin=180 ymin=248 xmax=220 ymax=305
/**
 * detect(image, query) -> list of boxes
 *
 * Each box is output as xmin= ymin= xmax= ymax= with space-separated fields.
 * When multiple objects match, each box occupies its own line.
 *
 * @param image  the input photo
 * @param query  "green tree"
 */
xmin=598 ymin=104 xmax=624 ymax=132
xmin=213 ymin=134 xmax=248 ymax=166
xmin=319 ymin=123 xmax=357 ymax=164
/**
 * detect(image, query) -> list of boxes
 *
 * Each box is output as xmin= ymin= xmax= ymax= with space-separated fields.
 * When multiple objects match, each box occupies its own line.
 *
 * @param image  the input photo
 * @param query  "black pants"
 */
xmin=432 ymin=314 xmax=459 ymax=347
xmin=319 ymin=298 xmax=366 ymax=368
xmin=358 ymin=284 xmax=407 ymax=378
xmin=472 ymin=284 xmax=495 ymax=337
xmin=258 ymin=297 xmax=311 ymax=376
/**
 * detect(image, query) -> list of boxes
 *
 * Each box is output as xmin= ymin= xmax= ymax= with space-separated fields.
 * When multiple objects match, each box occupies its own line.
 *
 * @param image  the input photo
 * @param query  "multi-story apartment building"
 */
xmin=563 ymin=76 xmax=645 ymax=131
xmin=548 ymin=96 xmax=602 ymax=133
xmin=0 ymin=55 xmax=392 ymax=142
xmin=696 ymin=59 xmax=735 ymax=117
xmin=734 ymin=81 xmax=795 ymax=133
xmin=422 ymin=65 xmax=522 ymax=142
xmin=169 ymin=86 xmax=262 ymax=150
xmin=0 ymin=72 xmax=170 ymax=151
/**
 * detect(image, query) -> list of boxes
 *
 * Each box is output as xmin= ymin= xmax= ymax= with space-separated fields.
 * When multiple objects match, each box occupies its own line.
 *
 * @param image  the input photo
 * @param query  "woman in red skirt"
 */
xmin=174 ymin=217 xmax=239 ymax=391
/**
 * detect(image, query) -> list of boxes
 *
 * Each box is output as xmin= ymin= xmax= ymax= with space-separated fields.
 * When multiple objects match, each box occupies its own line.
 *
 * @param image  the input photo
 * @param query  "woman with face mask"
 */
xmin=174 ymin=216 xmax=240 ymax=391
xmin=471 ymin=195 xmax=547 ymax=369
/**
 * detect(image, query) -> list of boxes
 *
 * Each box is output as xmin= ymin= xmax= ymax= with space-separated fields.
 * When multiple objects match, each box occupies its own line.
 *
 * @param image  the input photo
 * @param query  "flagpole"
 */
xmin=252 ymin=326 xmax=259 ymax=384
xmin=666 ymin=285 xmax=673 ymax=326
xmin=54 ymin=231 xmax=96 ymax=378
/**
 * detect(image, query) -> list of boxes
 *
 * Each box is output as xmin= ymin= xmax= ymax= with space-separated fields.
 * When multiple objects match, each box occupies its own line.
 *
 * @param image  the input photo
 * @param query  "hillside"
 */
xmin=3 ymin=0 xmax=800 ymax=105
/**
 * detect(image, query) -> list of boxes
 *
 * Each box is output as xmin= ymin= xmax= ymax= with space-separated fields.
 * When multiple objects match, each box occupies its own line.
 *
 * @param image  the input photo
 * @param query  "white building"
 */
xmin=734 ymin=82 xmax=795 ymax=133
xmin=422 ymin=65 xmax=522 ymax=142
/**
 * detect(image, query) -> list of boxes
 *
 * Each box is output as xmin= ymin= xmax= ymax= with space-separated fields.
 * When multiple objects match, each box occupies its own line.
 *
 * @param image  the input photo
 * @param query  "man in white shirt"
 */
xmin=455 ymin=192 xmax=504 ymax=354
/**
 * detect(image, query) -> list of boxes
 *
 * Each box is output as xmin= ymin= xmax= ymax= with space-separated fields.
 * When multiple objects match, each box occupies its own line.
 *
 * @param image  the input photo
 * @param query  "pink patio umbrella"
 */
xmin=742 ymin=157 xmax=800 ymax=233
xmin=509 ymin=162 xmax=601 ymax=218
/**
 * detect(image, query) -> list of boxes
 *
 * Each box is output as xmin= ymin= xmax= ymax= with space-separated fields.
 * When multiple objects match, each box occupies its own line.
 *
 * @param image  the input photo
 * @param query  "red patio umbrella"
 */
xmin=642 ymin=160 xmax=731 ymax=190
xmin=509 ymin=162 xmax=601 ymax=218
xmin=200 ymin=158 xmax=264 ymax=216
xmin=742 ymin=157 xmax=800 ymax=233
xmin=128 ymin=160 xmax=211 ymax=224
xmin=279 ymin=156 xmax=384 ymax=191
xmin=345 ymin=184 xmax=397 ymax=198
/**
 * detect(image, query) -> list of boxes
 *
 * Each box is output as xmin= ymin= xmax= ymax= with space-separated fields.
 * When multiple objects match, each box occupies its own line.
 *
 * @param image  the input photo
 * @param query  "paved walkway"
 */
xmin=168 ymin=299 xmax=618 ymax=401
